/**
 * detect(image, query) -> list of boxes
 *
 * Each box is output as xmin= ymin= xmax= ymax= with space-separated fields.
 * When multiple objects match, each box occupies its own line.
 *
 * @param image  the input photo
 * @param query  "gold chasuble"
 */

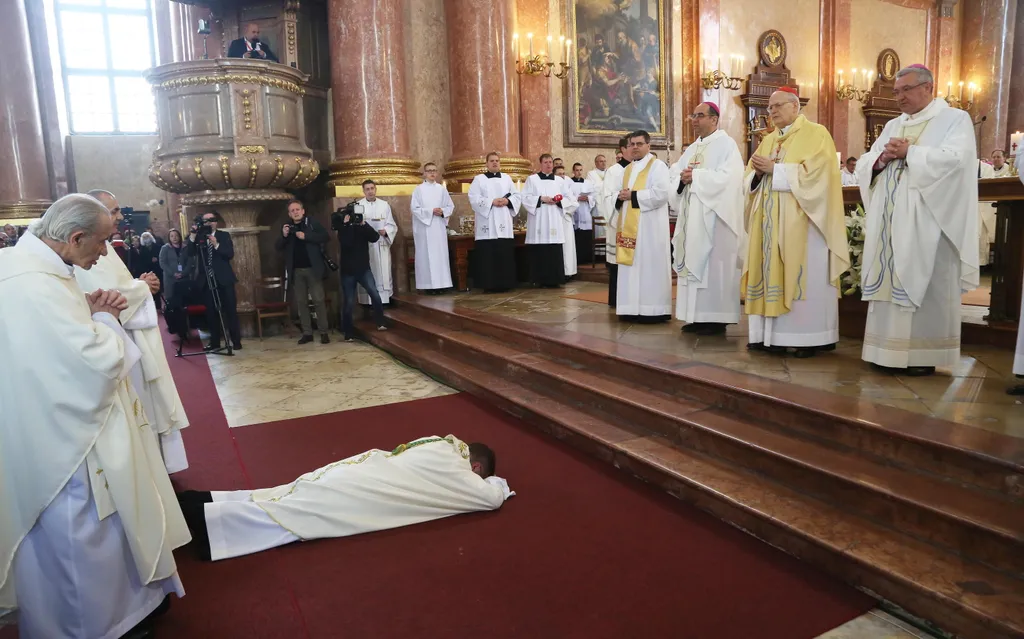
xmin=742 ymin=115 xmax=849 ymax=317
xmin=616 ymin=160 xmax=653 ymax=266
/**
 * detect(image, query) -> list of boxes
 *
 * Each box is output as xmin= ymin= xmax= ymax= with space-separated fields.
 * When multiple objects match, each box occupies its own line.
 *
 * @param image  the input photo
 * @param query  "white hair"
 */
xmin=895 ymin=65 xmax=933 ymax=86
xmin=772 ymin=90 xmax=800 ymax=106
xmin=141 ymin=231 xmax=156 ymax=245
xmin=31 ymin=194 xmax=109 ymax=243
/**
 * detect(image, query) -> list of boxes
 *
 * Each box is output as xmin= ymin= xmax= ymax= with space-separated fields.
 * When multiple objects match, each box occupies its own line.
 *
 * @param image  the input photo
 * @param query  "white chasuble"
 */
xmin=468 ymin=172 xmax=521 ymax=240
xmin=856 ymin=98 xmax=979 ymax=368
xmin=992 ymin=163 xmax=1011 ymax=178
xmin=357 ymin=198 xmax=398 ymax=304
xmin=585 ymin=169 xmax=606 ymax=238
xmin=204 ymin=436 xmax=512 ymax=561
xmin=521 ymin=173 xmax=577 ymax=245
xmin=1014 ymin=150 xmax=1024 ymax=376
xmin=1 ymin=233 xmax=189 ymax=639
xmin=75 ymin=244 xmax=190 ymax=474
xmin=977 ymin=160 xmax=997 ymax=266
xmin=601 ymin=161 xmax=629 ymax=264
xmin=614 ymin=153 xmax=672 ymax=316
xmin=410 ymin=181 xmax=455 ymax=290
xmin=670 ymin=129 xmax=745 ymax=323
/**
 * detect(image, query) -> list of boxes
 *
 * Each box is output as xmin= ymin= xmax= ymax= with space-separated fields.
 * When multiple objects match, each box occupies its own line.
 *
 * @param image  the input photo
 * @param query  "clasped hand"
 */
xmin=491 ymin=197 xmax=509 ymax=207
xmin=750 ymin=155 xmax=774 ymax=176
xmin=139 ymin=272 xmax=160 ymax=294
xmin=433 ymin=207 xmax=444 ymax=217
xmin=877 ymin=137 xmax=910 ymax=167
xmin=541 ymin=196 xmax=556 ymax=204
xmin=617 ymin=188 xmax=631 ymax=201
xmin=680 ymin=168 xmax=694 ymax=185
xmin=87 ymin=289 xmax=129 ymax=319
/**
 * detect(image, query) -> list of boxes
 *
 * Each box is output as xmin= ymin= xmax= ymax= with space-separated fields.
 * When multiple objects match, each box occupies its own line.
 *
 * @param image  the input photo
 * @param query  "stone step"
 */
xmin=361 ymin=324 xmax=1024 ymax=639
xmin=397 ymin=295 xmax=1024 ymax=502
xmin=386 ymin=306 xmax=1024 ymax=577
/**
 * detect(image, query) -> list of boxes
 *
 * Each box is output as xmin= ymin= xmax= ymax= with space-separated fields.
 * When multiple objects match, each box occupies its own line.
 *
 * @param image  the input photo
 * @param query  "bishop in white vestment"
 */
xmin=468 ymin=153 xmax=522 ymax=291
xmin=670 ymin=103 xmax=745 ymax=333
xmin=75 ymin=190 xmax=189 ymax=474
xmin=178 ymin=436 xmax=513 ymax=561
xmin=357 ymin=181 xmax=398 ymax=305
xmin=586 ymin=155 xmax=608 ymax=240
xmin=611 ymin=132 xmax=672 ymax=319
xmin=1 ymin=196 xmax=189 ymax=639
xmin=601 ymin=139 xmax=632 ymax=307
xmin=410 ymin=164 xmax=455 ymax=292
xmin=856 ymin=66 xmax=979 ymax=375
xmin=522 ymin=155 xmax=577 ymax=287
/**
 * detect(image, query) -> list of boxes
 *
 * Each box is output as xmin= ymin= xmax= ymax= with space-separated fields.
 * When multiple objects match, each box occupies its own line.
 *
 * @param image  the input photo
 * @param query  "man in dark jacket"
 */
xmin=276 ymin=199 xmax=331 ymax=344
xmin=227 ymin=23 xmax=279 ymax=63
xmin=337 ymin=210 xmax=387 ymax=342
xmin=187 ymin=211 xmax=242 ymax=351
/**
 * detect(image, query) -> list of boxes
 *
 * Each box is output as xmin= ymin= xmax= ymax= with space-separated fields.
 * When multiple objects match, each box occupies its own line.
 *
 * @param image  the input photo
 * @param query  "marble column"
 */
xmin=516 ymin=0 xmax=551 ymax=168
xmin=442 ymin=0 xmax=531 ymax=184
xmin=960 ymin=0 xmax=1017 ymax=156
xmin=1004 ymin=0 xmax=1024 ymax=152
xmin=0 ymin=0 xmax=51 ymax=221
xmin=818 ymin=0 xmax=851 ymax=154
xmin=326 ymin=0 xmax=420 ymax=186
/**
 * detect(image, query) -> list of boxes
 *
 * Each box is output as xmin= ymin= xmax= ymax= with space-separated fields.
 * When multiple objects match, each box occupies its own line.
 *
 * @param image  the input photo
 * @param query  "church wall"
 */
xmin=67 ymin=135 xmax=173 ymax=236
xmin=404 ymin=0 xmax=453 ymax=170
xmin=844 ymin=0 xmax=927 ymax=156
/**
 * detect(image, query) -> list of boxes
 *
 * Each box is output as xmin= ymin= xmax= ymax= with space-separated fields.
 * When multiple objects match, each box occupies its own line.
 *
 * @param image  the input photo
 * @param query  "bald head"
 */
xmin=245 ymin=23 xmax=260 ymax=40
xmin=767 ymin=90 xmax=800 ymax=128
xmin=86 ymin=189 xmax=122 ymax=222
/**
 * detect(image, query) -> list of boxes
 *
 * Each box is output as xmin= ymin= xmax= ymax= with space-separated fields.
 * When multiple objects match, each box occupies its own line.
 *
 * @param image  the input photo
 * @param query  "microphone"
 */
xmin=974 ymin=114 xmax=988 ymax=125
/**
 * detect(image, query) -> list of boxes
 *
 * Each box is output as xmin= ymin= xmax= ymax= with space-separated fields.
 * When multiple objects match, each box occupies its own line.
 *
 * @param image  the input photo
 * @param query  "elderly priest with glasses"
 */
xmin=855 ymin=64 xmax=979 ymax=377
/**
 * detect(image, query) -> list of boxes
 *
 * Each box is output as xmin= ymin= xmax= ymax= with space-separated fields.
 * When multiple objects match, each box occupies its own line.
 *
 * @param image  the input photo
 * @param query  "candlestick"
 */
xmin=958 ymin=81 xmax=963 ymax=102
xmin=838 ymin=69 xmax=843 ymax=86
xmin=558 ymin=35 xmax=565 ymax=65
xmin=850 ymin=69 xmax=857 ymax=91
xmin=737 ymin=55 xmax=744 ymax=77
xmin=512 ymin=33 xmax=519 ymax=63
xmin=861 ymin=68 xmax=868 ymax=89
xmin=527 ymin=33 xmax=533 ymax=57
xmin=565 ymin=40 xmax=571 ymax=66
xmin=946 ymin=81 xmax=952 ymax=97
xmin=702 ymin=57 xmax=707 ymax=76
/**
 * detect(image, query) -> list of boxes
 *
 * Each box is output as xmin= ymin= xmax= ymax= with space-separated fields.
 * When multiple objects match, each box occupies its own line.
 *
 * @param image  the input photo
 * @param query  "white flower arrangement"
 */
xmin=841 ymin=204 xmax=866 ymax=297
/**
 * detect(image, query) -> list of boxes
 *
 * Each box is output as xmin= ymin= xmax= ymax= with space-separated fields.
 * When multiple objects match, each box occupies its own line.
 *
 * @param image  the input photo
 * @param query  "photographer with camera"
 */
xmin=332 ymin=203 xmax=387 ymax=342
xmin=276 ymin=199 xmax=331 ymax=344
xmin=187 ymin=211 xmax=242 ymax=351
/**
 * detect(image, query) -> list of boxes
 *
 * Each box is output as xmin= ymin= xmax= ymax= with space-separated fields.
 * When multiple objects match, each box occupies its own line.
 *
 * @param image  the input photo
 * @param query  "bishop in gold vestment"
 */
xmin=742 ymin=89 xmax=850 ymax=357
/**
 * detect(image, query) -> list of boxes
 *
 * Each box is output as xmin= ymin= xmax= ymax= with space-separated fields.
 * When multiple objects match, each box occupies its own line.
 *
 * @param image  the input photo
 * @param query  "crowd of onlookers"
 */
xmin=0 ymin=223 xmax=26 ymax=248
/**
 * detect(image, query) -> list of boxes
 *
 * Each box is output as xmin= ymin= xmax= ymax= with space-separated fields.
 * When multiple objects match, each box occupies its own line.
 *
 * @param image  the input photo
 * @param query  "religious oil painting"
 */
xmin=566 ymin=0 xmax=673 ymax=148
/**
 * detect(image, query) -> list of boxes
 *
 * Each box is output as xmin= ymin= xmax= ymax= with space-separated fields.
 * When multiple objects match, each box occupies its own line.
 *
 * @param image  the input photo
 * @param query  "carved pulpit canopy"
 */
xmin=739 ymin=30 xmax=809 ymax=157
xmin=861 ymin=49 xmax=903 ymax=151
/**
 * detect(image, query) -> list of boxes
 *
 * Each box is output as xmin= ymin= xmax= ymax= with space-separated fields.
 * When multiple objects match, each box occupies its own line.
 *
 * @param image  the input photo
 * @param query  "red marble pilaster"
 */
xmin=960 ymin=0 xmax=1017 ymax=156
xmin=818 ymin=0 xmax=851 ymax=153
xmin=0 ymin=0 xmax=51 ymax=220
xmin=692 ymin=0 xmax=717 ymax=144
xmin=1003 ymin=0 xmax=1024 ymax=149
xmin=516 ymin=0 xmax=551 ymax=169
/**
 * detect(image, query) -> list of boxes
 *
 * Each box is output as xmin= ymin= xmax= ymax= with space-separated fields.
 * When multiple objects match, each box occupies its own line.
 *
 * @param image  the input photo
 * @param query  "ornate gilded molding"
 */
xmin=239 ymin=145 xmax=266 ymax=155
xmin=0 ymin=200 xmax=51 ymax=221
xmin=443 ymin=155 xmax=533 ymax=185
xmin=181 ymin=189 xmax=295 ymax=206
xmin=149 ymin=154 xmax=319 ymax=194
xmin=154 ymin=74 xmax=305 ymax=96
xmin=327 ymin=157 xmax=423 ymax=188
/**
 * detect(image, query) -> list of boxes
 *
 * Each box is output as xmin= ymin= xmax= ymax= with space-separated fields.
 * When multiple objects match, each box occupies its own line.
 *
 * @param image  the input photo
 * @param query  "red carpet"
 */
xmin=6 ymin=328 xmax=875 ymax=638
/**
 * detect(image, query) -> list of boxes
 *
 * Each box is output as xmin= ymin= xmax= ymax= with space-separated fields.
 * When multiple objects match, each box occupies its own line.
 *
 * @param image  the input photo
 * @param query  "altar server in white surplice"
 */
xmin=977 ymin=160 xmax=997 ymax=266
xmin=670 ymin=102 xmax=745 ymax=334
xmin=75 ymin=189 xmax=190 ymax=474
xmin=856 ymin=65 xmax=979 ymax=376
xmin=612 ymin=130 xmax=673 ymax=320
xmin=553 ymin=165 xmax=578 ymax=278
xmin=1 ymin=195 xmax=189 ymax=639
xmin=601 ymin=138 xmax=633 ymax=307
xmin=177 ymin=436 xmax=513 ymax=562
xmin=569 ymin=162 xmax=597 ymax=264
xmin=586 ymin=154 xmax=607 ymax=240
xmin=1011 ymin=146 xmax=1024 ymax=395
xmin=357 ymin=180 xmax=398 ymax=305
xmin=468 ymin=153 xmax=521 ymax=292
xmin=522 ymin=154 xmax=577 ymax=287
xmin=410 ymin=163 xmax=455 ymax=292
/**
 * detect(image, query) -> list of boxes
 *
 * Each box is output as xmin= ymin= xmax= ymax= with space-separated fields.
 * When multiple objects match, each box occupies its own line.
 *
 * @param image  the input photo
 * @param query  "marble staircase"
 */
xmin=359 ymin=295 xmax=1024 ymax=639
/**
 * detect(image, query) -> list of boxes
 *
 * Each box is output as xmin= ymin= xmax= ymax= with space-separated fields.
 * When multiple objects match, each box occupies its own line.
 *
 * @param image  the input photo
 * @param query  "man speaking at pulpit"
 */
xmin=227 ymin=23 xmax=279 ymax=63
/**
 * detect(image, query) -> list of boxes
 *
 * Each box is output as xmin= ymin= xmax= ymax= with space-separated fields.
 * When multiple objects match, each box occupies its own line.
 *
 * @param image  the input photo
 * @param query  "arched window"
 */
xmin=52 ymin=0 xmax=157 ymax=134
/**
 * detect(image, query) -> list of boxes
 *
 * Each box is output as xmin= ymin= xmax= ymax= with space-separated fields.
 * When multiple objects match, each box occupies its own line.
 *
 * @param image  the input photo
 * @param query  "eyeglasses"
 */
xmin=892 ymin=82 xmax=926 ymax=97
xmin=688 ymin=113 xmax=709 ymax=120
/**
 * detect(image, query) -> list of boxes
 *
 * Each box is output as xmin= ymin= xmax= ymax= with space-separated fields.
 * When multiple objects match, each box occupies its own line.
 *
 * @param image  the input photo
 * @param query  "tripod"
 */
xmin=176 ymin=235 xmax=234 ymax=358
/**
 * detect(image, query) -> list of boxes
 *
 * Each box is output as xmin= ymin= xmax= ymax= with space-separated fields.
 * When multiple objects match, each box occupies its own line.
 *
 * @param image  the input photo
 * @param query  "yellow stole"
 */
xmin=616 ymin=160 xmax=653 ymax=266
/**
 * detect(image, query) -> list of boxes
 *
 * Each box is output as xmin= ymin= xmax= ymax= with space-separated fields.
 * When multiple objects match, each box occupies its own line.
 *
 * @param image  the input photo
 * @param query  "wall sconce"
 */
xmin=513 ymin=33 xmax=571 ymax=79
xmin=835 ymin=68 xmax=872 ymax=103
xmin=944 ymin=81 xmax=977 ymax=110
xmin=701 ymin=55 xmax=743 ymax=91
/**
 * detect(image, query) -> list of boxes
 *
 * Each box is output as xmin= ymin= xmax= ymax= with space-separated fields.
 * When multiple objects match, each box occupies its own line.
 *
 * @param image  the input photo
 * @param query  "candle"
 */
xmin=512 ymin=33 xmax=519 ymax=62
xmin=850 ymin=69 xmax=857 ymax=90
xmin=738 ymin=55 xmax=744 ymax=77
xmin=702 ymin=57 xmax=707 ymax=77
xmin=1010 ymin=131 xmax=1022 ymax=154
xmin=565 ymin=40 xmax=571 ymax=65
xmin=861 ymin=68 xmax=868 ymax=89
xmin=969 ymin=82 xmax=976 ymax=102
xmin=559 ymin=35 xmax=565 ymax=64
xmin=838 ymin=69 xmax=844 ymax=87
xmin=958 ymin=81 xmax=964 ymax=102
xmin=527 ymin=33 xmax=533 ymax=57
xmin=946 ymin=81 xmax=952 ymax=97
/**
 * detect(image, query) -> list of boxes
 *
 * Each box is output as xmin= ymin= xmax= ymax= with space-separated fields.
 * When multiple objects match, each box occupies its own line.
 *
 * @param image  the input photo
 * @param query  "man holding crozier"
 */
xmin=670 ymin=102 xmax=745 ymax=335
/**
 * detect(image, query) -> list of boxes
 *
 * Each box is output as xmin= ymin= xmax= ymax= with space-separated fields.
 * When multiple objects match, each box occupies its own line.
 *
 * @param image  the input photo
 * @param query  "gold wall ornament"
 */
xmin=327 ymin=157 xmax=423 ymax=188
xmin=271 ymin=155 xmax=285 ymax=186
xmin=239 ymin=145 xmax=266 ymax=154
xmin=219 ymin=156 xmax=233 ymax=189
xmin=169 ymin=159 xmax=189 ymax=190
xmin=155 ymin=74 xmax=305 ymax=96
xmin=759 ymin=30 xmax=786 ymax=68
xmin=0 ymin=200 xmax=51 ymax=221
xmin=248 ymin=158 xmax=259 ymax=188
xmin=877 ymin=49 xmax=899 ymax=82
xmin=241 ymin=89 xmax=253 ymax=130
xmin=193 ymin=157 xmax=215 ymax=190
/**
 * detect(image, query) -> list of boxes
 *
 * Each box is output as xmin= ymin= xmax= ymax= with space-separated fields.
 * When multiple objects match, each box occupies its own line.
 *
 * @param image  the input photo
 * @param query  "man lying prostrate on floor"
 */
xmin=177 ymin=435 xmax=514 ymax=561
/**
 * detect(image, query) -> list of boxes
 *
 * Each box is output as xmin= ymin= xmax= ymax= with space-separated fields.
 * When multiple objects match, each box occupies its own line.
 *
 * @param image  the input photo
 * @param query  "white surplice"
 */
xmin=586 ymin=169 xmax=607 ymax=238
xmin=977 ymin=160 xmax=997 ymax=266
xmin=856 ymin=98 xmax=979 ymax=368
xmin=613 ymin=153 xmax=673 ymax=316
xmin=601 ymin=160 xmax=630 ymax=264
xmin=75 ymin=244 xmax=189 ymax=474
xmin=841 ymin=168 xmax=859 ymax=186
xmin=521 ymin=174 xmax=577 ymax=245
xmin=670 ymin=129 xmax=745 ymax=324
xmin=468 ymin=172 xmax=521 ymax=240
xmin=357 ymin=198 xmax=398 ymax=304
xmin=1014 ymin=147 xmax=1024 ymax=376
xmin=204 ymin=436 xmax=513 ymax=561
xmin=410 ymin=181 xmax=455 ymax=290
xmin=569 ymin=178 xmax=596 ymax=230
xmin=1 ymin=233 xmax=189 ymax=639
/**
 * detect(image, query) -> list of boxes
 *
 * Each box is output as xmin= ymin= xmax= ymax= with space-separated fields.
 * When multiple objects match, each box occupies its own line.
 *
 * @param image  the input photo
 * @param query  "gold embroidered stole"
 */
xmin=616 ymin=160 xmax=653 ymax=266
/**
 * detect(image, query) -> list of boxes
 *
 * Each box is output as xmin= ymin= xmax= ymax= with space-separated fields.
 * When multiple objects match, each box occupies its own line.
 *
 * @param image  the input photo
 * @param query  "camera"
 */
xmin=330 ymin=202 xmax=365 ymax=231
xmin=192 ymin=213 xmax=214 ymax=242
